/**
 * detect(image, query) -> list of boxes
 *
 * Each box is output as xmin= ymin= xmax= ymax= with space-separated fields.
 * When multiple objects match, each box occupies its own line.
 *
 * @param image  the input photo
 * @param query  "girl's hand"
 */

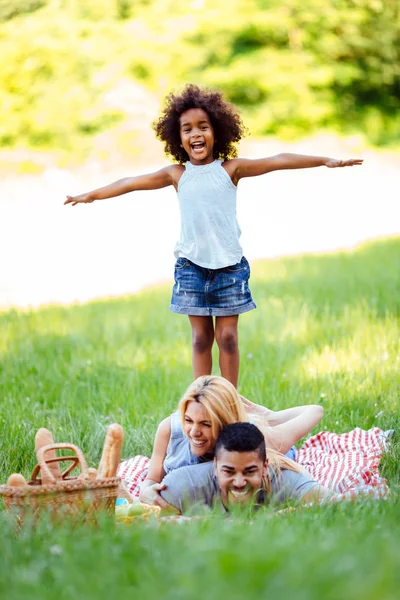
xmin=64 ymin=194 xmax=94 ymax=206
xmin=139 ymin=482 xmax=170 ymax=508
xmin=325 ymin=158 xmax=363 ymax=168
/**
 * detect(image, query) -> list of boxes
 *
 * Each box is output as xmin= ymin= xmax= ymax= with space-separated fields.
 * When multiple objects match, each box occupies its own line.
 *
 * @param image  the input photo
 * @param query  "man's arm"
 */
xmin=272 ymin=468 xmax=332 ymax=505
xmin=160 ymin=462 xmax=216 ymax=514
xmin=301 ymin=485 xmax=332 ymax=503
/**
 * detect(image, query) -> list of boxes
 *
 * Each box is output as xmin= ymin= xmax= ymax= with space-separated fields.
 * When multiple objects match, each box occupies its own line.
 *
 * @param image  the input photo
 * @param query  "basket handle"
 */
xmin=36 ymin=443 xmax=89 ymax=484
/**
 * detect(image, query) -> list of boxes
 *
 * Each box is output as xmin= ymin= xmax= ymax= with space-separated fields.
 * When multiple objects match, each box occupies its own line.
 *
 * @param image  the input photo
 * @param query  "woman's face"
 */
xmin=183 ymin=400 xmax=216 ymax=456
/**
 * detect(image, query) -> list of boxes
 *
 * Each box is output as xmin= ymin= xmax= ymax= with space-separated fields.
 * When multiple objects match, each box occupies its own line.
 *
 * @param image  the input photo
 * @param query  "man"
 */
xmin=160 ymin=422 xmax=330 ymax=514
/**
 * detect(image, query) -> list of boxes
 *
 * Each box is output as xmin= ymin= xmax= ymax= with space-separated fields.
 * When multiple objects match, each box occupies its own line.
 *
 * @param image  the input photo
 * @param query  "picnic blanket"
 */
xmin=117 ymin=454 xmax=150 ymax=498
xmin=117 ymin=427 xmax=391 ymax=499
xmin=296 ymin=427 xmax=390 ymax=497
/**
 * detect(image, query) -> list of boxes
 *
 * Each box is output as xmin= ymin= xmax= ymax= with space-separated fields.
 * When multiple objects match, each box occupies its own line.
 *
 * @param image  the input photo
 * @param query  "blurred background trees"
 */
xmin=1 ymin=0 xmax=399 ymax=165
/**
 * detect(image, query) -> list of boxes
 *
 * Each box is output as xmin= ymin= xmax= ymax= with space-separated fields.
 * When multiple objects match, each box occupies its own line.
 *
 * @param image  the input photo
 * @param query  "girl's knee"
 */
xmin=216 ymin=328 xmax=238 ymax=354
xmin=192 ymin=329 xmax=214 ymax=353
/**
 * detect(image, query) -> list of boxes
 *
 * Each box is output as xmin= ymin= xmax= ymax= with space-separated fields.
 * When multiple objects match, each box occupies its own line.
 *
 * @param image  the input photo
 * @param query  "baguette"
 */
xmin=78 ymin=467 xmax=98 ymax=482
xmin=7 ymin=473 xmax=27 ymax=487
xmin=97 ymin=423 xmax=124 ymax=479
xmin=35 ymin=428 xmax=61 ymax=482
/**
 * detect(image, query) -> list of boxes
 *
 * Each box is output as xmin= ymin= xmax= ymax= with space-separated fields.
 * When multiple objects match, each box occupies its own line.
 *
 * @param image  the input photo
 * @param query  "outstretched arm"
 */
xmin=64 ymin=165 xmax=181 ymax=206
xmin=226 ymin=154 xmax=363 ymax=184
xmin=139 ymin=417 xmax=171 ymax=508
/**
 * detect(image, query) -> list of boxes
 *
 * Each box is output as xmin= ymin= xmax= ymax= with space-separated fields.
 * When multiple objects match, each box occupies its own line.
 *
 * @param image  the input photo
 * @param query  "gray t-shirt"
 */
xmin=161 ymin=462 xmax=320 ymax=514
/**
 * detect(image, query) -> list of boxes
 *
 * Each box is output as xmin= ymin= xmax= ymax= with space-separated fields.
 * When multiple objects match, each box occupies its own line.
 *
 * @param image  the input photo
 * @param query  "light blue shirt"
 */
xmin=161 ymin=462 xmax=321 ymax=514
xmin=163 ymin=413 xmax=201 ymax=474
xmin=175 ymin=160 xmax=243 ymax=269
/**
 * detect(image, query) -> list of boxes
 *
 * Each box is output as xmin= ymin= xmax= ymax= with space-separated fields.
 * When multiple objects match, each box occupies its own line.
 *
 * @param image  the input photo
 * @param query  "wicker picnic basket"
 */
xmin=0 ymin=443 xmax=120 ymax=524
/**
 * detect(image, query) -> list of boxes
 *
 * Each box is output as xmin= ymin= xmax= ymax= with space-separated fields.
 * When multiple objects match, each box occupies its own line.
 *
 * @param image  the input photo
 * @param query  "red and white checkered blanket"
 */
xmin=117 ymin=427 xmax=390 ymax=499
xmin=296 ymin=427 xmax=390 ymax=496
xmin=117 ymin=455 xmax=150 ymax=498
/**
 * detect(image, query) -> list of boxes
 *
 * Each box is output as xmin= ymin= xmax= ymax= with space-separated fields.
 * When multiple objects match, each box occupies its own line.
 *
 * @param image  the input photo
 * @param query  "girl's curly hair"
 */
xmin=153 ymin=84 xmax=247 ymax=163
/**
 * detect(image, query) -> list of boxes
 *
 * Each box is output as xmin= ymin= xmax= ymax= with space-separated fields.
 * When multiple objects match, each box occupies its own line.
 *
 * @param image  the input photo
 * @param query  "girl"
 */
xmin=65 ymin=84 xmax=363 ymax=387
xmin=135 ymin=375 xmax=324 ymax=506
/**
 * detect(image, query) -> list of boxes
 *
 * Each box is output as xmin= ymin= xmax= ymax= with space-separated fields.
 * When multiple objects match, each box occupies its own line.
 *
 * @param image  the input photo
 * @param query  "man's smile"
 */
xmin=228 ymin=487 xmax=252 ymax=499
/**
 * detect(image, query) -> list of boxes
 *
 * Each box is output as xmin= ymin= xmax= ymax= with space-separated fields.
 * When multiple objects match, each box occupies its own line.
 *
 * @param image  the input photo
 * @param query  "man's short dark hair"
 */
xmin=215 ymin=422 xmax=266 ymax=462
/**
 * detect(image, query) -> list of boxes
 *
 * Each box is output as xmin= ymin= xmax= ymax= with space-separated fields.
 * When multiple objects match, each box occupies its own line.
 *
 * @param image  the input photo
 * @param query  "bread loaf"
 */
xmin=78 ymin=467 xmax=98 ymax=482
xmin=97 ymin=423 xmax=124 ymax=479
xmin=7 ymin=473 xmax=27 ymax=487
xmin=35 ymin=428 xmax=61 ymax=482
xmin=87 ymin=467 xmax=98 ymax=480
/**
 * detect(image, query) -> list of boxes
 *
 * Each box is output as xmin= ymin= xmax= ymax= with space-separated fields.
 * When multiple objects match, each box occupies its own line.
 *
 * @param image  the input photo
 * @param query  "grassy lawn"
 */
xmin=0 ymin=236 xmax=399 ymax=599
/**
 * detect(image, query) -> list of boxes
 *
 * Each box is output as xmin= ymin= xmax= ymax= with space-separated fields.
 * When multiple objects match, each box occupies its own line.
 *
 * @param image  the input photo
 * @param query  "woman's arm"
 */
xmin=257 ymin=405 xmax=324 ymax=455
xmin=225 ymin=155 xmax=363 ymax=184
xmin=241 ymin=396 xmax=324 ymax=428
xmin=139 ymin=416 xmax=171 ymax=507
xmin=64 ymin=164 xmax=182 ymax=206
xmin=266 ymin=405 xmax=324 ymax=426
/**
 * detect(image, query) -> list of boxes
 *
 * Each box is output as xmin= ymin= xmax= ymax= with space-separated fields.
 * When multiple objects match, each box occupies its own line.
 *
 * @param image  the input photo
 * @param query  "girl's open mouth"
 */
xmin=191 ymin=142 xmax=205 ymax=152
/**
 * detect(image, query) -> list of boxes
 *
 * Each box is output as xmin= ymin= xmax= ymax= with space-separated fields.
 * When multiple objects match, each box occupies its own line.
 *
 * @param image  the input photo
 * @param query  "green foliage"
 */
xmin=116 ymin=0 xmax=132 ymax=20
xmin=0 ymin=0 xmax=399 ymax=162
xmin=0 ymin=6 xmax=125 ymax=154
xmin=163 ymin=0 xmax=400 ymax=140
xmin=0 ymin=0 xmax=47 ymax=22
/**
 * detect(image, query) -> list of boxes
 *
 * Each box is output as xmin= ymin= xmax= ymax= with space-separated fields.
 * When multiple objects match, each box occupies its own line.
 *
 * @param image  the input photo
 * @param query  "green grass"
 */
xmin=0 ymin=236 xmax=399 ymax=598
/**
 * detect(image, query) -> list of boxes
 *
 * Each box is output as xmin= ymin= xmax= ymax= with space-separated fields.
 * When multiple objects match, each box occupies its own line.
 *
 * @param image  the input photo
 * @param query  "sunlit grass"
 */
xmin=0 ymin=236 xmax=399 ymax=598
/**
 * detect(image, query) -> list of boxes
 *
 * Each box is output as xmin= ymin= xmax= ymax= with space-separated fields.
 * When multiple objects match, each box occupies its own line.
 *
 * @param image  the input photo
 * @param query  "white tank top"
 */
xmin=174 ymin=159 xmax=243 ymax=269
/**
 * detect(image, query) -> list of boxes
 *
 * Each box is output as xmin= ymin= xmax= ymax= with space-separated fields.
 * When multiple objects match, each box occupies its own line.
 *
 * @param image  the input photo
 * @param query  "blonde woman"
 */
xmin=138 ymin=375 xmax=323 ymax=506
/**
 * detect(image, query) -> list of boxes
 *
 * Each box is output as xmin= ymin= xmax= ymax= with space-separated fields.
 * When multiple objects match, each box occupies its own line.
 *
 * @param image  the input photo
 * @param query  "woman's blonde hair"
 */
xmin=179 ymin=375 xmax=303 ymax=478
xmin=178 ymin=375 xmax=248 ymax=440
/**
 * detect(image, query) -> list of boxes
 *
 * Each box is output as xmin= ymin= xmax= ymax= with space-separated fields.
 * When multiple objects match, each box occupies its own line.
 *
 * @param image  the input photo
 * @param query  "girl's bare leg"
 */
xmin=215 ymin=315 xmax=239 ymax=388
xmin=188 ymin=315 xmax=215 ymax=378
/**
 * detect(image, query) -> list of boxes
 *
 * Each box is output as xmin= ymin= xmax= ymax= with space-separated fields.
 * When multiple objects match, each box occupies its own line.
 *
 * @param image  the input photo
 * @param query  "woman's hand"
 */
xmin=139 ymin=481 xmax=170 ymax=508
xmin=240 ymin=395 xmax=271 ymax=421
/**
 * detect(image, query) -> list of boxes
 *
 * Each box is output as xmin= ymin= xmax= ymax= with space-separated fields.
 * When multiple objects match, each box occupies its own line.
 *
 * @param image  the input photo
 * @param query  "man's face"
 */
xmin=214 ymin=449 xmax=268 ymax=509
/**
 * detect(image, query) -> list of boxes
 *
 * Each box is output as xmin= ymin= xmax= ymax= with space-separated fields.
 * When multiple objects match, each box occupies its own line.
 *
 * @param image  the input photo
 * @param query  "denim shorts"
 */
xmin=170 ymin=256 xmax=256 ymax=317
